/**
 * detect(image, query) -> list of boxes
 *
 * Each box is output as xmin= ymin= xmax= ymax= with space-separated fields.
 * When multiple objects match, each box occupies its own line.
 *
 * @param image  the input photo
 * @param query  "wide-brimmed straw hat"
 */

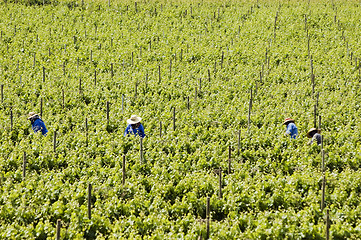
xmin=27 ymin=112 xmax=39 ymax=120
xmin=283 ymin=118 xmax=295 ymax=125
xmin=127 ymin=115 xmax=142 ymax=125
xmin=307 ymin=128 xmax=321 ymax=138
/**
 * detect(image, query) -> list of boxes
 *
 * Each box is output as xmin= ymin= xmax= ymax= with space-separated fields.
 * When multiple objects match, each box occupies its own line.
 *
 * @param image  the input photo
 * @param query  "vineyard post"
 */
xmin=187 ymin=96 xmax=190 ymax=110
xmin=90 ymin=50 xmax=92 ymax=62
xmin=159 ymin=121 xmax=162 ymax=137
xmin=140 ymin=137 xmax=144 ymax=163
xmin=132 ymin=52 xmax=134 ymax=66
xmin=56 ymin=219 xmax=61 ymax=240
xmin=206 ymin=196 xmax=210 ymax=239
xmin=237 ymin=129 xmax=241 ymax=155
xmin=173 ymin=107 xmax=176 ymax=131
xmin=321 ymin=175 xmax=326 ymax=211
xmin=208 ymin=69 xmax=211 ymax=83
xmin=87 ymin=183 xmax=92 ymax=219
xmin=313 ymin=104 xmax=317 ymax=128
xmin=106 ymin=101 xmax=110 ymax=125
xmin=79 ymin=78 xmax=82 ymax=94
xmin=85 ymin=118 xmax=88 ymax=147
xmin=94 ymin=70 xmax=97 ymax=86
xmin=135 ymin=81 xmax=138 ymax=98
xmin=42 ymin=66 xmax=45 ymax=82
xmin=122 ymin=155 xmax=126 ymax=185
xmin=228 ymin=146 xmax=231 ymax=174
xmin=221 ymin=51 xmax=224 ymax=69
xmin=122 ymin=94 xmax=124 ymax=114
xmin=321 ymin=135 xmax=324 ymax=151
xmin=248 ymin=89 xmax=253 ymax=134
xmin=53 ymin=131 xmax=57 ymax=152
xmin=318 ymin=115 xmax=321 ymax=130
xmin=180 ymin=49 xmax=183 ymax=61
xmin=326 ymin=209 xmax=330 ymax=240
xmin=218 ymin=167 xmax=222 ymax=199
xmin=111 ymin=63 xmax=114 ymax=78
xmin=22 ymin=152 xmax=26 ymax=179
xmin=10 ymin=109 xmax=13 ymax=131
xmin=63 ymin=62 xmax=65 ymax=76
xmin=1 ymin=84 xmax=3 ymax=103
xmin=158 ymin=65 xmax=161 ymax=83
xmin=169 ymin=59 xmax=172 ymax=79
xmin=62 ymin=89 xmax=65 ymax=109
xmin=40 ymin=98 xmax=43 ymax=117
xmin=321 ymin=149 xmax=325 ymax=172
xmin=316 ymin=92 xmax=319 ymax=109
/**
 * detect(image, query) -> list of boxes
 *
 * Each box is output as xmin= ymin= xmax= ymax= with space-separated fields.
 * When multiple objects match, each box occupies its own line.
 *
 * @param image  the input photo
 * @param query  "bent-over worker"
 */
xmin=28 ymin=112 xmax=48 ymax=136
xmin=283 ymin=117 xmax=298 ymax=139
xmin=307 ymin=128 xmax=322 ymax=145
xmin=124 ymin=115 xmax=145 ymax=138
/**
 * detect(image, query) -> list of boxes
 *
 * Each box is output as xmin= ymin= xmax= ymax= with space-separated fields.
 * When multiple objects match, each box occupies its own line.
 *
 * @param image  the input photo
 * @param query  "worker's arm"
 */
xmin=138 ymin=124 xmax=145 ymax=138
xmin=124 ymin=125 xmax=131 ymax=137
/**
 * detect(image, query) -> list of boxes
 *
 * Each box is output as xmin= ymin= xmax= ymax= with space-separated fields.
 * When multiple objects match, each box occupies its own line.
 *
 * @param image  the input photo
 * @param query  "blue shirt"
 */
xmin=124 ymin=123 xmax=145 ymax=138
xmin=285 ymin=122 xmax=298 ymax=139
xmin=32 ymin=118 xmax=48 ymax=136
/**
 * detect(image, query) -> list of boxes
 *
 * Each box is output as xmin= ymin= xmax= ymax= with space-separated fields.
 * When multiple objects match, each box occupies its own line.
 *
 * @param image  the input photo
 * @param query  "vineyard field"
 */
xmin=1 ymin=0 xmax=361 ymax=239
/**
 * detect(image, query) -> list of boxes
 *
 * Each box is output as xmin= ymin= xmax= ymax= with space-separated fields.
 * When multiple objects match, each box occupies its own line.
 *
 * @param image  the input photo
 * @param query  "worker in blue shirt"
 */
xmin=28 ymin=112 xmax=48 ymax=136
xmin=283 ymin=118 xmax=298 ymax=139
xmin=124 ymin=115 xmax=145 ymax=138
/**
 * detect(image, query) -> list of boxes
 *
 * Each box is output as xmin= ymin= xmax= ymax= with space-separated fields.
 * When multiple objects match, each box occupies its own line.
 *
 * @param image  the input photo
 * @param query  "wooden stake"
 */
xmin=173 ymin=107 xmax=176 ymax=131
xmin=221 ymin=51 xmax=224 ymax=69
xmin=85 ymin=118 xmax=88 ymax=147
xmin=140 ymin=137 xmax=144 ymax=163
xmin=106 ymin=101 xmax=110 ymax=125
xmin=10 ymin=109 xmax=13 ymax=131
xmin=87 ymin=183 xmax=92 ymax=219
xmin=322 ymin=149 xmax=325 ymax=172
xmin=218 ymin=167 xmax=222 ymax=199
xmin=79 ymin=78 xmax=82 ymax=94
xmin=159 ymin=120 xmax=162 ymax=137
xmin=22 ymin=152 xmax=26 ymax=179
xmin=237 ymin=129 xmax=241 ymax=155
xmin=122 ymin=155 xmax=126 ymax=185
xmin=206 ymin=196 xmax=210 ymax=239
xmin=326 ymin=209 xmax=330 ymax=240
xmin=321 ymin=175 xmax=326 ymax=211
xmin=158 ymin=65 xmax=161 ymax=83
xmin=53 ymin=131 xmax=57 ymax=152
xmin=314 ymin=104 xmax=317 ymax=128
xmin=318 ymin=115 xmax=321 ymax=130
xmin=228 ymin=146 xmax=231 ymax=174
xmin=169 ymin=59 xmax=172 ymax=79
xmin=56 ymin=219 xmax=61 ymax=240
xmin=248 ymin=89 xmax=253 ymax=134
xmin=187 ymin=96 xmax=190 ymax=110
xmin=1 ymin=84 xmax=3 ymax=103
xmin=208 ymin=69 xmax=211 ymax=83
xmin=42 ymin=66 xmax=45 ymax=82
xmin=40 ymin=98 xmax=43 ymax=117
xmin=62 ymin=89 xmax=65 ymax=109
xmin=94 ymin=70 xmax=97 ymax=86
xmin=122 ymin=94 xmax=124 ymax=114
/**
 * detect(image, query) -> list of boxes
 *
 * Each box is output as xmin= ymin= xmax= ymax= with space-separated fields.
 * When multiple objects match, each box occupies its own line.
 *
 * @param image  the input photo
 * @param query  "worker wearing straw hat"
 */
xmin=124 ymin=115 xmax=145 ymax=138
xmin=283 ymin=117 xmax=298 ymax=139
xmin=27 ymin=112 xmax=48 ymax=136
xmin=307 ymin=128 xmax=322 ymax=145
